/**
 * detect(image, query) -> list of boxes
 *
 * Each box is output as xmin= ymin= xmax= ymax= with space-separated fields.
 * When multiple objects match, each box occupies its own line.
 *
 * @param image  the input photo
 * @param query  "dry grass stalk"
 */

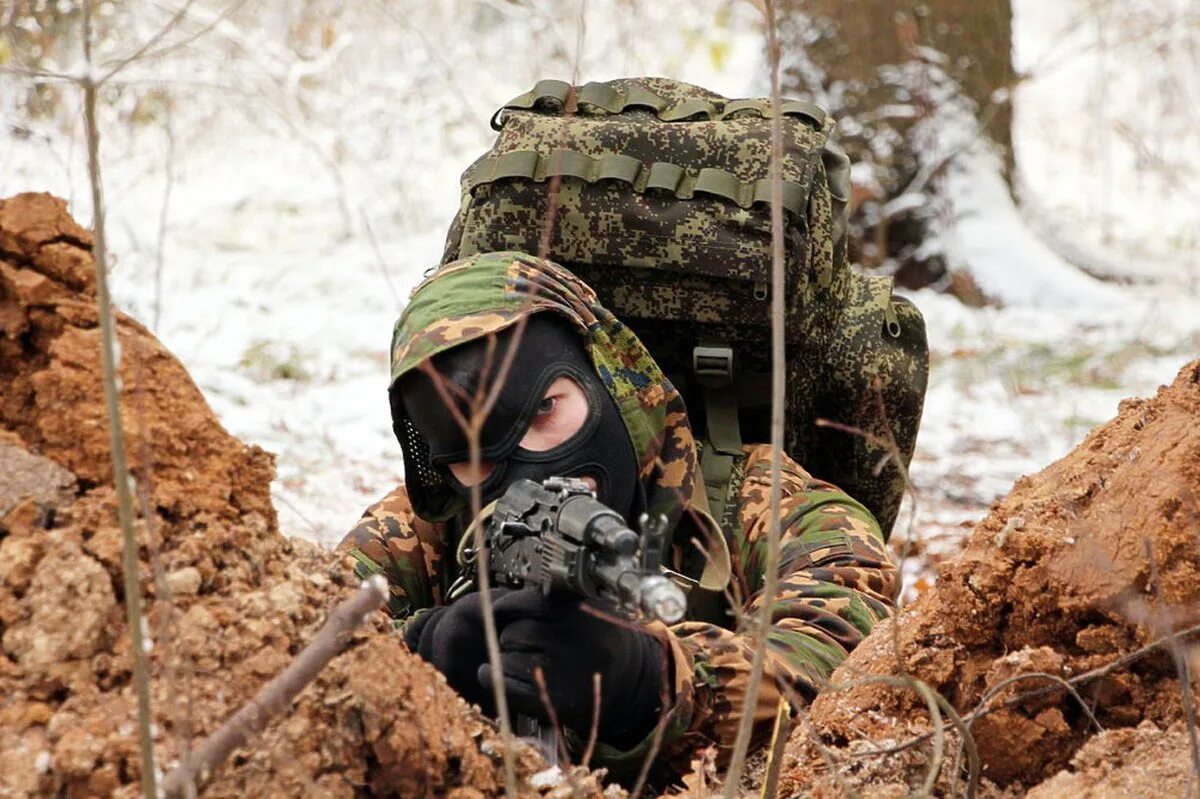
xmin=723 ymin=0 xmax=788 ymax=792
xmin=418 ymin=321 xmax=532 ymax=798
xmin=80 ymin=2 xmax=158 ymax=795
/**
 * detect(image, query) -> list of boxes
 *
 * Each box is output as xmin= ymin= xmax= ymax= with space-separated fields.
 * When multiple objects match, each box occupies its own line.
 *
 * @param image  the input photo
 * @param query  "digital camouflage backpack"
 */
xmin=440 ymin=77 xmax=928 ymax=538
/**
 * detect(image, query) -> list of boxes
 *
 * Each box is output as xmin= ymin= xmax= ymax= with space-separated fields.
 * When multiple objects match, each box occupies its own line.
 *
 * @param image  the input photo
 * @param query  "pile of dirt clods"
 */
xmin=770 ymin=358 xmax=1200 ymax=797
xmin=0 ymin=193 xmax=606 ymax=798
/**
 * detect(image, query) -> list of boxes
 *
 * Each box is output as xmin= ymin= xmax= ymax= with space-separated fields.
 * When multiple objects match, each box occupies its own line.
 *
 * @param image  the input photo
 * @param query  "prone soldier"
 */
xmin=339 ymin=250 xmax=899 ymax=782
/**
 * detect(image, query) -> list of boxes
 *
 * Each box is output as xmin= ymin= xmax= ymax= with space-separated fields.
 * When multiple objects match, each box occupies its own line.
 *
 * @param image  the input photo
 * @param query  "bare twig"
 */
xmin=723 ymin=0 xmax=787 ymax=791
xmin=98 ymin=0 xmax=201 ymax=84
xmin=122 ymin=0 xmax=252 ymax=68
xmin=1143 ymin=539 xmax=1200 ymax=784
xmin=361 ymin=210 xmax=403 ymax=310
xmin=153 ymin=106 xmax=176 ymax=332
xmin=931 ymin=686 xmax=979 ymax=799
xmin=970 ymin=671 xmax=1104 ymax=736
xmin=0 ymin=64 xmax=77 ymax=81
xmin=129 ymin=328 xmax=195 ymax=798
xmin=532 ymin=665 xmax=569 ymax=765
xmin=161 ymin=576 xmax=389 ymax=798
xmin=760 ymin=697 xmax=793 ymax=799
xmin=81 ymin=2 xmax=158 ymax=796
xmin=418 ymin=320 xmax=532 ymax=799
xmin=629 ymin=648 xmax=675 ymax=799
xmin=581 ymin=671 xmax=601 ymax=770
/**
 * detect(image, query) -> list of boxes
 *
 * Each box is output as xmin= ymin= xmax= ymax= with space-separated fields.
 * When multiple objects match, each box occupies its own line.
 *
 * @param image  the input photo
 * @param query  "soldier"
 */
xmin=340 ymin=249 xmax=898 ymax=779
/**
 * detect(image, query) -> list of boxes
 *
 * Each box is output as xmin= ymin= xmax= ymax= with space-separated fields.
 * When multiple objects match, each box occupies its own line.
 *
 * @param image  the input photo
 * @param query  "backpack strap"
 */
xmin=694 ymin=345 xmax=742 ymax=528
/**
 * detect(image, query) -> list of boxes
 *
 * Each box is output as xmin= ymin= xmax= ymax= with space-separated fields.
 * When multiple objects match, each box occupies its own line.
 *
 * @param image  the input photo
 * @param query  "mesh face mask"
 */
xmin=390 ymin=314 xmax=640 ymax=523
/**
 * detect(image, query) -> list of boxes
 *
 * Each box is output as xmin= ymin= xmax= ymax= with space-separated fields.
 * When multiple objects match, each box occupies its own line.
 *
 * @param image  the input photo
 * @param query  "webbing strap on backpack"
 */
xmin=491 ymin=78 xmax=830 ymax=129
xmin=694 ymin=345 xmax=741 ymax=527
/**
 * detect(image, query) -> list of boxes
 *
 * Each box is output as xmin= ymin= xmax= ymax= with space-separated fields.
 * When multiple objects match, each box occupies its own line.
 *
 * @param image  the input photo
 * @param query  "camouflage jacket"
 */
xmin=339 ymin=251 xmax=898 ymax=775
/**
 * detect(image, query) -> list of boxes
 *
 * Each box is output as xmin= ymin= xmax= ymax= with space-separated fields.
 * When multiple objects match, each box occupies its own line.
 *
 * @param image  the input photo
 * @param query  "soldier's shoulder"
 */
xmin=336 ymin=483 xmax=418 ymax=551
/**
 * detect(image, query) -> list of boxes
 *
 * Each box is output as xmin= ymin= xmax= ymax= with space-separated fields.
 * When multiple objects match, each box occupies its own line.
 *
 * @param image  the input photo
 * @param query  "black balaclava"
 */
xmin=394 ymin=314 xmax=641 ymax=522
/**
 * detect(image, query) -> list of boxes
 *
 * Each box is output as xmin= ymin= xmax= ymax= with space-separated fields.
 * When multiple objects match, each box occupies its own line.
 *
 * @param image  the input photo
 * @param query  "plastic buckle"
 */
xmin=693 ymin=345 xmax=735 ymax=388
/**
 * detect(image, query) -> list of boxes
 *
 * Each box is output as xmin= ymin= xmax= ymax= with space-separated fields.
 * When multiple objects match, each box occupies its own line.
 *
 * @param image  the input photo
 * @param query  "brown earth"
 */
xmin=772 ymin=357 xmax=1200 ymax=796
xmin=0 ymin=193 xmax=596 ymax=798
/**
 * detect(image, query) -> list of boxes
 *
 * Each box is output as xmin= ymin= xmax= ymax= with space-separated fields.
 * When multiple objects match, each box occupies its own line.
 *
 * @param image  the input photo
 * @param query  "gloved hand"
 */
xmin=479 ymin=588 xmax=667 ymax=750
xmin=403 ymin=589 xmax=513 ymax=713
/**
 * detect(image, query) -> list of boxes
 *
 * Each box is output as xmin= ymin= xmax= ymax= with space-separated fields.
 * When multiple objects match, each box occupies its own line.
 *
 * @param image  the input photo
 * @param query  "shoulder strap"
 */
xmin=694 ymin=345 xmax=743 ymax=529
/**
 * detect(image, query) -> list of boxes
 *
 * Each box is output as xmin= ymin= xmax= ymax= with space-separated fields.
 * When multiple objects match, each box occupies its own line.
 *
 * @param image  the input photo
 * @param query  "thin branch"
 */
xmin=1144 ymin=539 xmax=1200 ymax=783
xmin=81 ymin=2 xmax=158 ymax=797
xmin=161 ymin=576 xmax=390 ymax=798
xmin=361 ymin=210 xmax=404 ymax=311
xmin=816 ymin=674 xmax=952 ymax=795
xmin=0 ymin=64 xmax=78 ymax=81
xmin=723 ymin=0 xmax=787 ymax=791
xmin=532 ymin=665 xmax=569 ymax=765
xmin=124 ymin=0 xmax=251 ymax=68
xmin=968 ymin=671 xmax=1104 ymax=737
xmin=932 ymin=685 xmax=979 ymax=799
xmin=98 ymin=0 xmax=202 ymax=84
xmin=465 ymin=321 xmax=533 ymax=799
xmin=759 ymin=697 xmax=792 ymax=799
xmin=130 ymin=330 xmax=194 ymax=798
xmin=629 ymin=652 xmax=675 ymax=799
xmin=418 ymin=329 xmax=527 ymax=799
xmin=153 ymin=106 xmax=176 ymax=332
xmin=580 ymin=672 xmax=601 ymax=770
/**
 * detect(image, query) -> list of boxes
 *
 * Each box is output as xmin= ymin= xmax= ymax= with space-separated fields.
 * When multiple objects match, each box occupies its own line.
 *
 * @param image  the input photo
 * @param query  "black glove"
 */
xmin=478 ymin=588 xmax=666 ymax=750
xmin=403 ymin=589 xmax=513 ymax=713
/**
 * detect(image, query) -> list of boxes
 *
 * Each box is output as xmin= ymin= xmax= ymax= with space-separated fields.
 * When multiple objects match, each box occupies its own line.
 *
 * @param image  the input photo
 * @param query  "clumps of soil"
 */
xmin=774 ymin=357 xmax=1200 ymax=796
xmin=1026 ymin=721 xmax=1196 ymax=799
xmin=0 ymin=193 xmax=577 ymax=797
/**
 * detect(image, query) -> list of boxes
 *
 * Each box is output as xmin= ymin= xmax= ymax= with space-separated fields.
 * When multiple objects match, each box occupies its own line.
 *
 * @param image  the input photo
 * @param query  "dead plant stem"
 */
xmin=581 ymin=672 xmax=601 ymax=769
xmin=81 ymin=2 xmax=158 ymax=796
xmin=420 ymin=319 xmax=532 ymax=798
xmin=722 ymin=1 xmax=787 ymax=793
xmin=1144 ymin=539 xmax=1200 ymax=784
xmin=532 ymin=666 xmax=569 ymax=765
xmin=759 ymin=698 xmax=792 ymax=799
xmin=153 ymin=106 xmax=176 ymax=331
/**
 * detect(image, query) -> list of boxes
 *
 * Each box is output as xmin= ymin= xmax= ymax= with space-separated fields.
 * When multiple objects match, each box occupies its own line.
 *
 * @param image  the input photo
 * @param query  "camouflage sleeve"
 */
xmin=656 ymin=444 xmax=898 ymax=771
xmin=336 ymin=484 xmax=447 ymax=624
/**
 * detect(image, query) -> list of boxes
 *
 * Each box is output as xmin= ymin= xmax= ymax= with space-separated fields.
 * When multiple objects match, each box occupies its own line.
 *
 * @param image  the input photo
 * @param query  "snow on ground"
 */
xmin=1013 ymin=0 xmax=1200 ymax=286
xmin=3 ymin=1 xmax=1198 ymax=593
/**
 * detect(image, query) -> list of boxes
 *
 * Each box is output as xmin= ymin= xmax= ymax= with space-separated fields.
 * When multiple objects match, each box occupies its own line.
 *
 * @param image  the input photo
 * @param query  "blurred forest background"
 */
xmin=3 ymin=0 xmax=1199 ymax=594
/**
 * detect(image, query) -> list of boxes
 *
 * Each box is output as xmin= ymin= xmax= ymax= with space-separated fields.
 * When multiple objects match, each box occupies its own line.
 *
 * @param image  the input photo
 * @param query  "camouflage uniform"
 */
xmin=341 ymin=251 xmax=897 ymax=774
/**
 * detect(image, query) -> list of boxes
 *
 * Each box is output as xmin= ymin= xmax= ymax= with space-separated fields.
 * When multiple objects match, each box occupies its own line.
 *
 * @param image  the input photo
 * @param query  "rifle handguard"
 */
xmin=484 ymin=477 xmax=687 ymax=624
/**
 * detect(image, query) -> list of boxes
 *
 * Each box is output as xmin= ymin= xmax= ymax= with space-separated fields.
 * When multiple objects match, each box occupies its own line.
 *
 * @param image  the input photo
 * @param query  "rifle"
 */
xmin=449 ymin=476 xmax=687 ymax=762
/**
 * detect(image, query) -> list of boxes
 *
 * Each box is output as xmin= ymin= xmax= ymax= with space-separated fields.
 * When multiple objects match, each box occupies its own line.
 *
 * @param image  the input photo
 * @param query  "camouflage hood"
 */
xmin=389 ymin=251 xmax=728 ymax=585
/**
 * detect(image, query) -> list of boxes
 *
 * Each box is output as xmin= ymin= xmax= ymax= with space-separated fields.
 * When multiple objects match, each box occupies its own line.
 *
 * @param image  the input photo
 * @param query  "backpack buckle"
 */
xmin=693 ymin=345 xmax=735 ymax=388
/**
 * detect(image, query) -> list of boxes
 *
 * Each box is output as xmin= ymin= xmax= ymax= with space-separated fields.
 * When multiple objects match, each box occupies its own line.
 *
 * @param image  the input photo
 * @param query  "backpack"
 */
xmin=440 ymin=77 xmax=928 ymax=539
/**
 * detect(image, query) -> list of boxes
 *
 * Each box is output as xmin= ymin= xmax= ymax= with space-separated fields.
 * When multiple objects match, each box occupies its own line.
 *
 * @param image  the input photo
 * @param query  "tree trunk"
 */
xmin=779 ymin=0 xmax=1014 ymax=294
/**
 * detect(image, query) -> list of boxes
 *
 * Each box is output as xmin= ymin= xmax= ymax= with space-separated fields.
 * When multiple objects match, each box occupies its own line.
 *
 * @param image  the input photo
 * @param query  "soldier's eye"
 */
xmin=519 ymin=376 xmax=589 ymax=452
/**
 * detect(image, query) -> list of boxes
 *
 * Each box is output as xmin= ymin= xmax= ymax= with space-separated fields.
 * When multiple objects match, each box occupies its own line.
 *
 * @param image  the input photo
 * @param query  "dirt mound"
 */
xmin=776 ymin=358 xmax=1200 ymax=796
xmin=0 ymin=193 xmax=572 ymax=797
xmin=1026 ymin=721 xmax=1195 ymax=799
